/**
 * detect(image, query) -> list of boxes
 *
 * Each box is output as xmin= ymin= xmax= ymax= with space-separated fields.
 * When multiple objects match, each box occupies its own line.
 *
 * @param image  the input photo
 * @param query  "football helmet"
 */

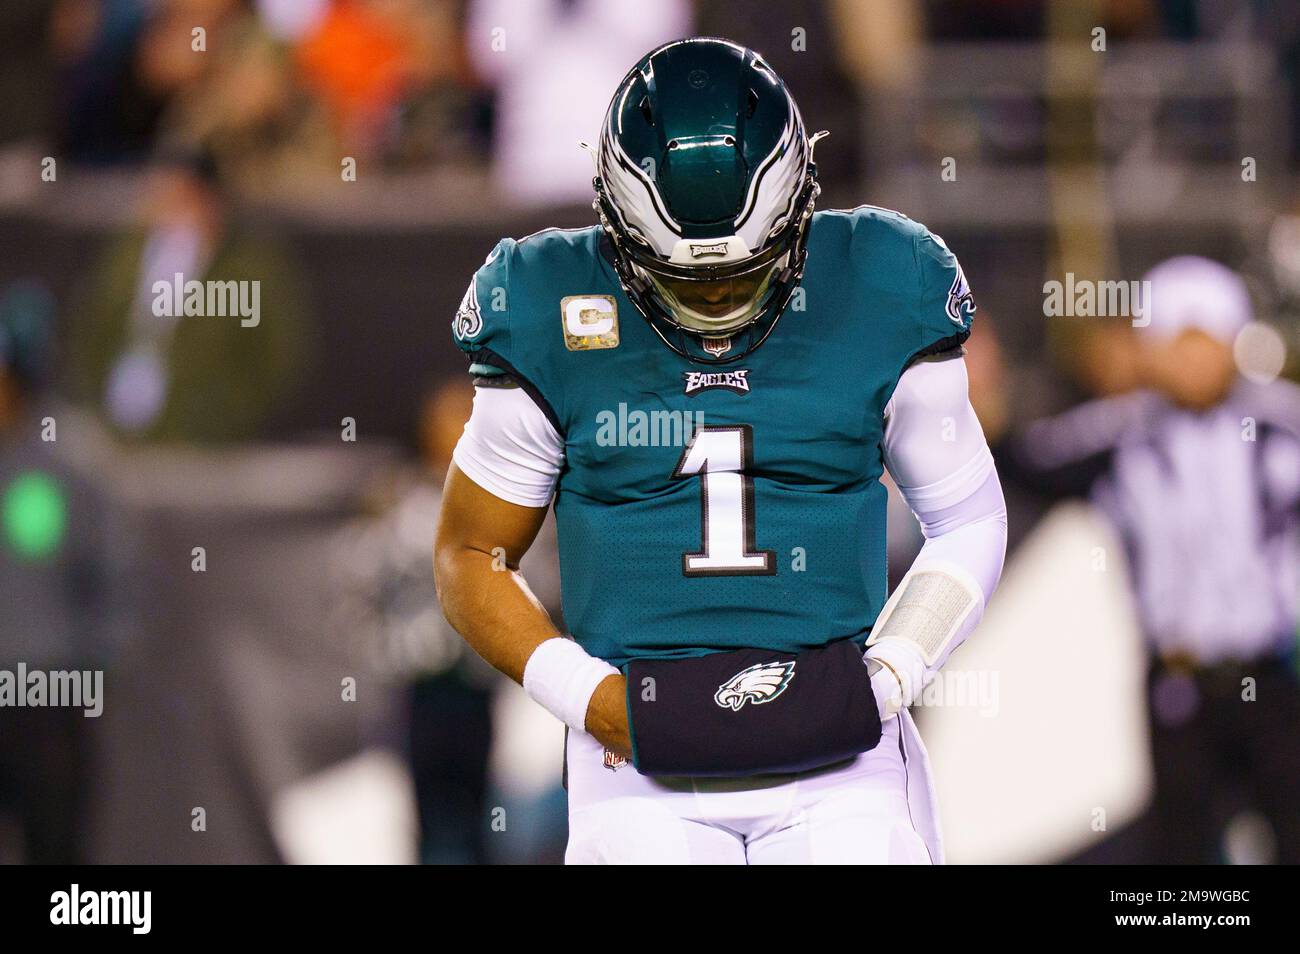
xmin=592 ymin=38 xmax=824 ymax=364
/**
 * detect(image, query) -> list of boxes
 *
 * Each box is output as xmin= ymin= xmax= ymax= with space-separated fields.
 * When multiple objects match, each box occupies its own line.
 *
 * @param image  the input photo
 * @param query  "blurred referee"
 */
xmin=1005 ymin=256 xmax=1300 ymax=863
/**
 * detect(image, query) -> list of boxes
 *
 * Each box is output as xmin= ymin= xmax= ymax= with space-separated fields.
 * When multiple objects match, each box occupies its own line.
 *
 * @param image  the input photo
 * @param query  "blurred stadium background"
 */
xmin=1 ymin=0 xmax=1298 ymax=864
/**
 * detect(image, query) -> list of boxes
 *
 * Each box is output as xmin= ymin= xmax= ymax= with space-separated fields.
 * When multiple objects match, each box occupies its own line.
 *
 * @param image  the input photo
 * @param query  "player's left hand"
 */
xmin=867 ymin=657 xmax=904 ymax=721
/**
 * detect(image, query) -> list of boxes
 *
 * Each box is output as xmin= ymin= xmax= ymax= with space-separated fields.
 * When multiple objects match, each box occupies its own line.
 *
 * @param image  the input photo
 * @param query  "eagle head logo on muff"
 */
xmin=714 ymin=661 xmax=796 ymax=711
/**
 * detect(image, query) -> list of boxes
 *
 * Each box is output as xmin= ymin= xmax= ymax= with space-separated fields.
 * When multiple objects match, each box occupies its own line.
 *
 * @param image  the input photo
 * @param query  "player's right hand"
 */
xmin=584 ymin=674 xmax=632 ymax=758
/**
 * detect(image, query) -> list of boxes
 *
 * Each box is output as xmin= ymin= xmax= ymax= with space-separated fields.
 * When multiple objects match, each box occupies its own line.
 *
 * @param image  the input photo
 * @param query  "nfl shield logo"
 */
xmin=602 ymin=749 xmax=627 ymax=771
xmin=702 ymin=336 xmax=732 ymax=357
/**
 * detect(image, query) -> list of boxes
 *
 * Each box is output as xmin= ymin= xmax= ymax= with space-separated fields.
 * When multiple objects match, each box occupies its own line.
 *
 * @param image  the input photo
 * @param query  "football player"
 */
xmin=435 ymin=37 xmax=1007 ymax=864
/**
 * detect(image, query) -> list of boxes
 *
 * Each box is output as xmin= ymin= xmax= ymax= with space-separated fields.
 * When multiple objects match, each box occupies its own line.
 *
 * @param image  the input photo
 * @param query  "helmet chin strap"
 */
xmin=676 ymin=308 xmax=760 ymax=335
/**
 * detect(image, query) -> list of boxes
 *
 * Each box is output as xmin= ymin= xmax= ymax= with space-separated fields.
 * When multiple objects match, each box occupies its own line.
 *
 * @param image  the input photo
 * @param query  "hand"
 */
xmin=584 ymin=673 xmax=632 ymax=758
xmin=866 ymin=657 xmax=904 ymax=721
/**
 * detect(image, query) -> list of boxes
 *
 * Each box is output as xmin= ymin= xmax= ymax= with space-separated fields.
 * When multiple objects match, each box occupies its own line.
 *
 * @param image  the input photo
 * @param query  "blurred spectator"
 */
xmin=294 ymin=0 xmax=476 ymax=170
xmin=0 ymin=0 xmax=57 ymax=147
xmin=466 ymin=0 xmax=690 ymax=207
xmin=51 ymin=0 xmax=249 ymax=163
xmin=298 ymin=0 xmax=418 ymax=149
xmin=64 ymin=149 xmax=308 ymax=443
xmin=333 ymin=376 xmax=564 ymax=863
xmin=45 ymin=0 xmax=482 ymax=189
xmin=0 ymin=280 xmax=116 ymax=863
xmin=153 ymin=4 xmax=310 ymax=189
xmin=49 ymin=0 xmax=157 ymax=162
xmin=1003 ymin=256 xmax=1300 ymax=863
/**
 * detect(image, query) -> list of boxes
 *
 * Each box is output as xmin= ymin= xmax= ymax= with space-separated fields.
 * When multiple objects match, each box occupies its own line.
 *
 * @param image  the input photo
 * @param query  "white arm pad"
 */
xmin=522 ymin=637 xmax=619 ymax=733
xmin=865 ymin=555 xmax=987 ymax=714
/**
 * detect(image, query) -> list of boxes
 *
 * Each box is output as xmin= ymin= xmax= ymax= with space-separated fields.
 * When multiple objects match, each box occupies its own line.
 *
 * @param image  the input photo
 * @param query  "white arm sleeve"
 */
xmin=452 ymin=385 xmax=565 ymax=508
xmin=868 ymin=356 xmax=1008 ymax=712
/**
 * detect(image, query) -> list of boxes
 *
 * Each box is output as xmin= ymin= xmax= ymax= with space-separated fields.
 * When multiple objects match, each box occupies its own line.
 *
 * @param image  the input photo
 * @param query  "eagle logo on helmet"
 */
xmin=714 ymin=660 xmax=796 ymax=711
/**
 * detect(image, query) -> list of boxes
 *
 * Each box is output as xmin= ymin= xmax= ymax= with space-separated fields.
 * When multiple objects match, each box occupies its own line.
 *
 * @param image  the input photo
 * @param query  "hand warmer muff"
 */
xmin=624 ymin=637 xmax=882 ymax=777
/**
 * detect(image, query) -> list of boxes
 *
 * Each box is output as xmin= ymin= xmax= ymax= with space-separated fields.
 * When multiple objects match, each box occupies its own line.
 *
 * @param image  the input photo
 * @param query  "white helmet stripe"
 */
xmin=601 ymin=129 xmax=683 ymax=253
xmin=734 ymin=99 xmax=807 ymax=248
xmin=734 ymin=96 xmax=802 ymax=229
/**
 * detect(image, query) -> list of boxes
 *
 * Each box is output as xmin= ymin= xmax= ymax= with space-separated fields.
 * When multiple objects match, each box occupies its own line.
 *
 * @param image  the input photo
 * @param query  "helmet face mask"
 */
xmin=593 ymin=38 xmax=822 ymax=364
xmin=642 ymin=255 xmax=782 ymax=333
xmin=626 ymin=227 xmax=794 ymax=333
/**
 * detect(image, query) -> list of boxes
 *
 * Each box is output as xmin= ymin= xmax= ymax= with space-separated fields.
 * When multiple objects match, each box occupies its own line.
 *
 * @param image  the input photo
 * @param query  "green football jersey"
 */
xmin=453 ymin=206 xmax=975 ymax=668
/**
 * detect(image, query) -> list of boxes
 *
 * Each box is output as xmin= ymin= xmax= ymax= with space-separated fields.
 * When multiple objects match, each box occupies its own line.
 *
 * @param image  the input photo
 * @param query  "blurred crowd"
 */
xmin=5 ymin=1 xmax=1300 ymax=202
xmin=1 ymin=0 xmax=1300 ymax=865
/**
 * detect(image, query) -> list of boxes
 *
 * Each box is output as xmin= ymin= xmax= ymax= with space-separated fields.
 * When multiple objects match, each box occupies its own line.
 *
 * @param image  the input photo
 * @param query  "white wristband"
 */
xmin=522 ymin=637 xmax=619 ymax=733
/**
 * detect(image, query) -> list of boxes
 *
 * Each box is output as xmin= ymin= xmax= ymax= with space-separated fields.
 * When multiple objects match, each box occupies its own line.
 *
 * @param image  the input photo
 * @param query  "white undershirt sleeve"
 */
xmin=882 ymin=354 xmax=995 ymax=508
xmin=452 ymin=384 xmax=565 ymax=508
xmin=869 ymin=355 xmax=1008 ymax=712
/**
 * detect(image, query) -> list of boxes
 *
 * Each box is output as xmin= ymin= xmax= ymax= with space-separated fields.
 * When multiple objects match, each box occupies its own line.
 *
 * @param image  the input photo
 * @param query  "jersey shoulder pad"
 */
xmin=827 ymin=205 xmax=976 ymax=357
xmin=451 ymin=228 xmax=603 ymax=429
xmin=452 ymin=227 xmax=603 ymax=367
xmin=452 ymin=238 xmax=512 ymax=376
xmin=913 ymin=225 xmax=975 ymax=353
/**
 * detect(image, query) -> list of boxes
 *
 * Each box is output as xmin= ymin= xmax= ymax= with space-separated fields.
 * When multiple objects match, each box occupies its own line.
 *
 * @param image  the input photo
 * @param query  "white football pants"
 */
xmin=564 ymin=717 xmax=934 ymax=864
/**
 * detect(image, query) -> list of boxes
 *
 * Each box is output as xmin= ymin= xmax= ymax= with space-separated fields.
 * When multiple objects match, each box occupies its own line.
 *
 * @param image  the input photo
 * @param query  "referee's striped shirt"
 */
xmin=1010 ymin=379 xmax=1300 ymax=665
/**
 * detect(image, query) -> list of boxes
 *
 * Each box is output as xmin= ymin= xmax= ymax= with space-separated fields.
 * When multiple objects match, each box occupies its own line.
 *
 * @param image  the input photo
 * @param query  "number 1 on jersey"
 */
xmin=672 ymin=425 xmax=775 ymax=577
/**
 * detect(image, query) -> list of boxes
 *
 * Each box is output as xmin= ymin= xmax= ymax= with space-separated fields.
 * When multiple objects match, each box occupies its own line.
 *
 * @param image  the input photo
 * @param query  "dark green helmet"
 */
xmin=593 ymin=38 xmax=824 ymax=364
